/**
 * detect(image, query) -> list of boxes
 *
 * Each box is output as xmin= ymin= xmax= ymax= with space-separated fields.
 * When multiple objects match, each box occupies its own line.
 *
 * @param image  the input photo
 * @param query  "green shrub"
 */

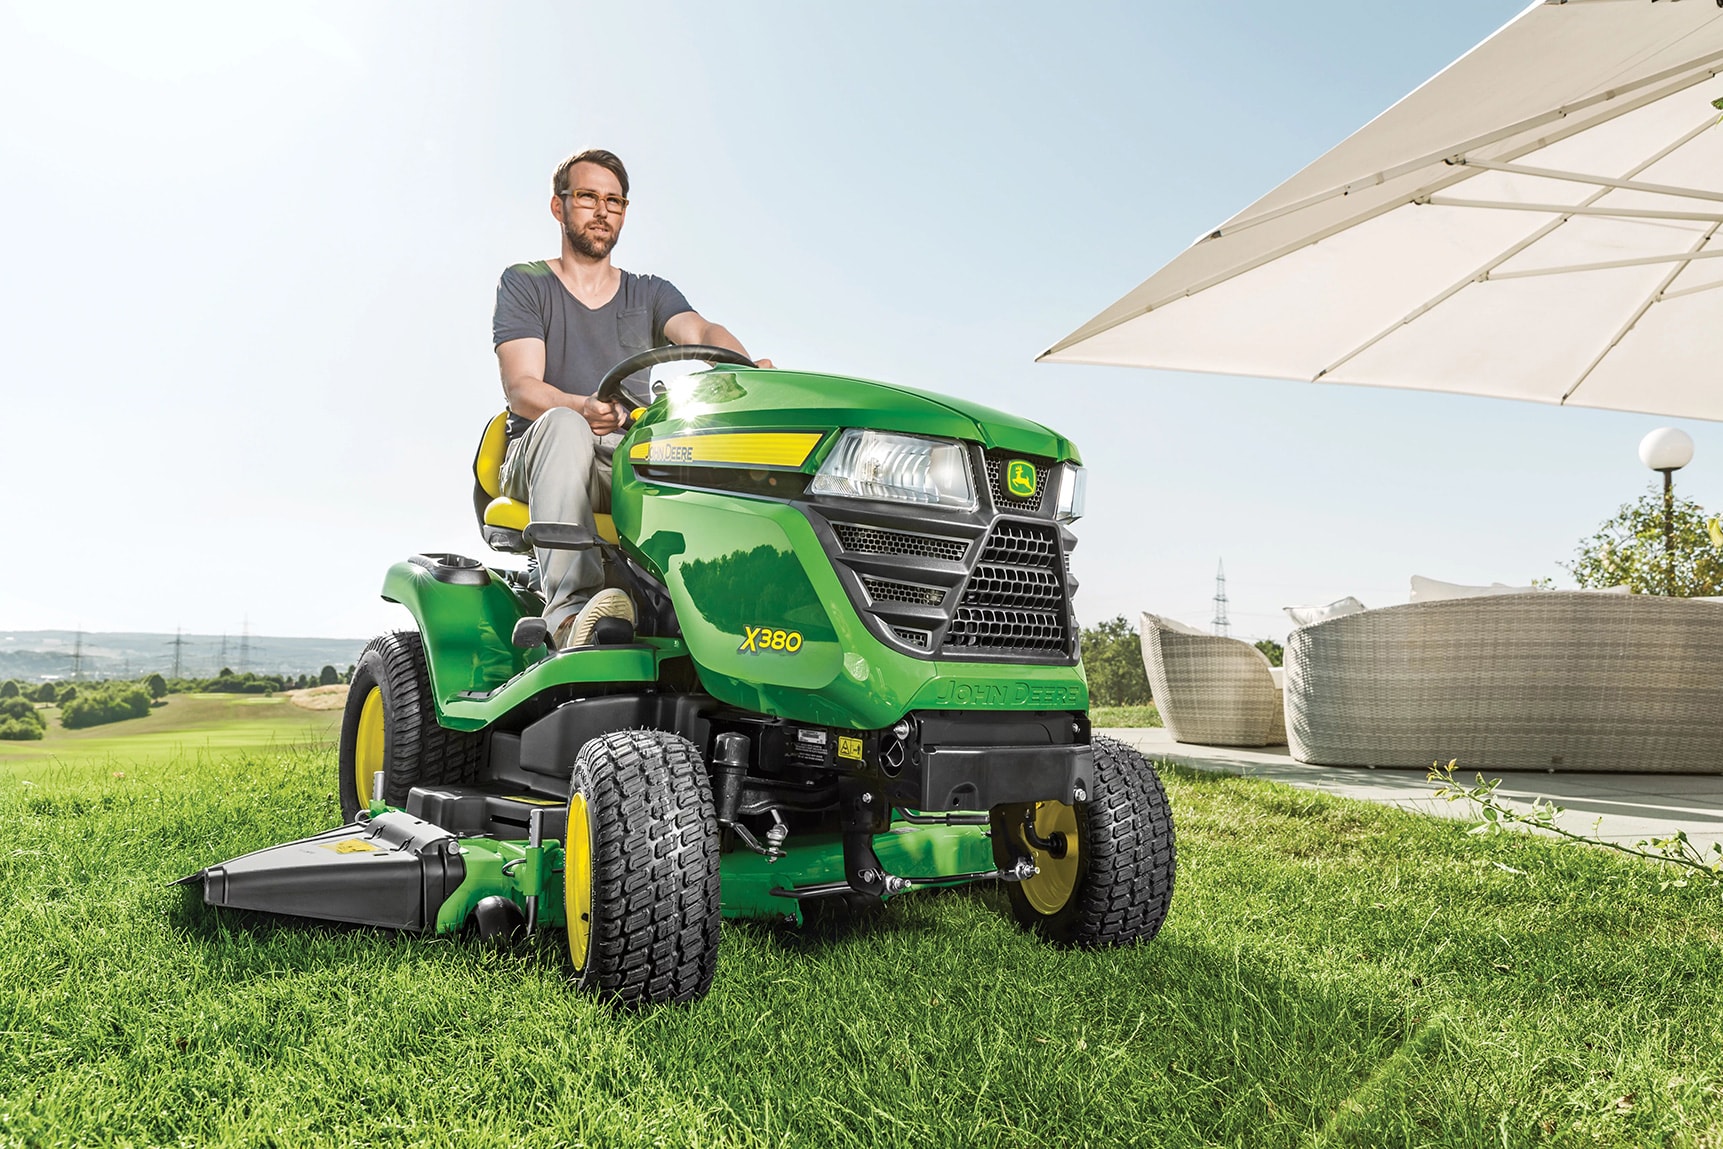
xmin=0 ymin=717 xmax=43 ymax=740
xmin=60 ymin=685 xmax=152 ymax=730
xmin=319 ymin=665 xmax=339 ymax=686
xmin=1254 ymin=638 xmax=1284 ymax=667
xmin=0 ymin=680 xmax=18 ymax=699
xmin=1079 ymin=616 xmax=1153 ymax=707
xmin=0 ymin=697 xmax=39 ymax=721
xmin=0 ymin=696 xmax=45 ymax=739
xmin=205 ymin=671 xmax=282 ymax=694
xmin=143 ymin=673 xmax=167 ymax=700
xmin=1565 ymin=484 xmax=1723 ymax=596
xmin=33 ymin=682 xmax=57 ymax=703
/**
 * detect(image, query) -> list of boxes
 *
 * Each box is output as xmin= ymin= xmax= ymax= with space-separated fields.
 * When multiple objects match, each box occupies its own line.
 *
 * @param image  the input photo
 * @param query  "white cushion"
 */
xmin=1141 ymin=611 xmax=1206 ymax=636
xmin=1283 ymin=596 xmax=1367 ymax=627
xmin=1409 ymin=575 xmax=1541 ymax=603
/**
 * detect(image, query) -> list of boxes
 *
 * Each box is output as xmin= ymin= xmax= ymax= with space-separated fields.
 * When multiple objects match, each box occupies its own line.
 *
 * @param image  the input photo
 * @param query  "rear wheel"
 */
xmin=336 ymin=631 xmax=484 ymax=822
xmin=564 ymin=729 xmax=722 ymax=1005
xmin=991 ymin=735 xmax=1175 ymax=946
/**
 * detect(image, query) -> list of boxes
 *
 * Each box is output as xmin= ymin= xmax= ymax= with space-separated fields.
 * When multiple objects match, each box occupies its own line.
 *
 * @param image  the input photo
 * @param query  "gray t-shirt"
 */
xmin=492 ymin=262 xmax=694 ymax=439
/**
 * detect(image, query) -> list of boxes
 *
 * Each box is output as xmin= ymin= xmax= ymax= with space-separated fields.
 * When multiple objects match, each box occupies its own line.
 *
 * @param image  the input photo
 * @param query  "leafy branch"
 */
xmin=1427 ymin=759 xmax=1723 ymax=889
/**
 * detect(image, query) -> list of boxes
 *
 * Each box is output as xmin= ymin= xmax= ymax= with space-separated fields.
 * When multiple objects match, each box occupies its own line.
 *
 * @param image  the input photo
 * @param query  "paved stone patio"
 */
xmin=1102 ymin=727 xmax=1723 ymax=855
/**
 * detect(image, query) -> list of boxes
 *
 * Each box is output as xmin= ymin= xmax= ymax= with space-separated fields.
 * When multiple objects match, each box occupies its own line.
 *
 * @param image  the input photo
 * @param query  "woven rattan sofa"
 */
xmin=1285 ymin=592 xmax=1723 ymax=772
xmin=1139 ymin=612 xmax=1286 ymax=747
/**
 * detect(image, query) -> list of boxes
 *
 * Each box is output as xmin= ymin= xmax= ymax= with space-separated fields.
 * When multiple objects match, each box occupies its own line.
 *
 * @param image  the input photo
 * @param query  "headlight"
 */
xmin=1055 ymin=463 xmax=1086 ymax=523
xmin=810 ymin=429 xmax=977 ymax=511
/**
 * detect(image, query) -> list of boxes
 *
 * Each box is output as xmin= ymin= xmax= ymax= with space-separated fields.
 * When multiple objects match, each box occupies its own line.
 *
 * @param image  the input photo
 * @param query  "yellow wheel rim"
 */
xmin=1020 ymin=801 xmax=1081 ymax=916
xmin=566 ymin=791 xmax=593 ymax=972
xmin=354 ymin=687 xmax=384 ymax=807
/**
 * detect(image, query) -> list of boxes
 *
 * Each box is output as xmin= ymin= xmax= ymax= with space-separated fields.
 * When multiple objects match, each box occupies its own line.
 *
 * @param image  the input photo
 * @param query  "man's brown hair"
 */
xmin=553 ymin=149 xmax=630 ymax=199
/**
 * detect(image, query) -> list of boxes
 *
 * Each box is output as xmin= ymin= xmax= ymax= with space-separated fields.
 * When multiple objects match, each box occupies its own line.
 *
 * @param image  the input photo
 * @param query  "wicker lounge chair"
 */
xmin=1139 ymin=612 xmax=1286 ymax=747
xmin=1285 ymin=592 xmax=1723 ymax=772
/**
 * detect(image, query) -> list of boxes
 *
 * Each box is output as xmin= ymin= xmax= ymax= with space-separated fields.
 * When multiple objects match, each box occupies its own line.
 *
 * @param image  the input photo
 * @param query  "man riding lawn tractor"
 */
xmin=493 ymin=148 xmax=772 ymax=650
xmin=183 ymin=148 xmax=1177 ymax=1006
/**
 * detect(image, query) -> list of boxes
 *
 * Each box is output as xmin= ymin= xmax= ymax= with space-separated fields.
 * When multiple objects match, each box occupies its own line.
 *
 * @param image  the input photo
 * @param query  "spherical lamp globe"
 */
xmin=1639 ymin=427 xmax=1694 ymax=473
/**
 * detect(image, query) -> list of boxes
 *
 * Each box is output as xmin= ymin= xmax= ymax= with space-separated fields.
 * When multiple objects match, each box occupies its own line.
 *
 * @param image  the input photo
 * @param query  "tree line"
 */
xmin=0 ymin=665 xmax=351 ymax=739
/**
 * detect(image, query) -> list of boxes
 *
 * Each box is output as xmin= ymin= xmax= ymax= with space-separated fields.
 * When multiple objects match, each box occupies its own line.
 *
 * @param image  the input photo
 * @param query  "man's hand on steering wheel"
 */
xmin=577 ymin=393 xmax=630 ymax=435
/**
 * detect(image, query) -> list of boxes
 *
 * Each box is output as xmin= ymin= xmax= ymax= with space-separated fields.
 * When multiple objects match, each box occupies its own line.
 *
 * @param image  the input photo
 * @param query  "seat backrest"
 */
xmin=472 ymin=410 xmax=511 ymax=528
xmin=475 ymin=410 xmax=510 ymax=492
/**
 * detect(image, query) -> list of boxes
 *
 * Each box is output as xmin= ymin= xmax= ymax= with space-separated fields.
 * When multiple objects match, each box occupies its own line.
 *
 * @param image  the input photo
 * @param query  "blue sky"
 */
xmin=4 ymin=0 xmax=1707 ymax=642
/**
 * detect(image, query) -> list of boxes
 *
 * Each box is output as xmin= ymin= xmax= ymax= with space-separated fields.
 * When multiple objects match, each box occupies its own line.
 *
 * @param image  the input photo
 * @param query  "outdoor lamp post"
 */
xmin=1639 ymin=428 xmax=1695 ymax=596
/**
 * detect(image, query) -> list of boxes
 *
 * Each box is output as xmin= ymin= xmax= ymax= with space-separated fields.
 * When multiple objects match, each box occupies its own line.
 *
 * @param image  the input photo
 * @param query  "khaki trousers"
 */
xmin=498 ymin=407 xmax=620 ymax=636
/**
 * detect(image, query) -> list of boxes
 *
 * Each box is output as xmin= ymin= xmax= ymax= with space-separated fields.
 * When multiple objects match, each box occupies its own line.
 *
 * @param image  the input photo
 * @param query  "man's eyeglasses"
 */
xmin=562 ymin=188 xmax=629 ymax=214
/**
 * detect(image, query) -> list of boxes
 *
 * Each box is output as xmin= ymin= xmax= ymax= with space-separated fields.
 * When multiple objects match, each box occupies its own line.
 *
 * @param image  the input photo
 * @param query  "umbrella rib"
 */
xmin=1455 ymin=158 xmax=1723 ymax=205
xmin=1561 ymin=221 xmax=1722 ymax=406
xmin=1424 ymin=197 xmax=1723 ymax=224
xmin=1484 ymin=248 xmax=1723 ymax=282
xmin=1659 ymin=278 xmax=1723 ymax=303
xmin=1206 ymin=54 xmax=1723 ymax=242
xmin=1311 ymin=120 xmax=1714 ymax=383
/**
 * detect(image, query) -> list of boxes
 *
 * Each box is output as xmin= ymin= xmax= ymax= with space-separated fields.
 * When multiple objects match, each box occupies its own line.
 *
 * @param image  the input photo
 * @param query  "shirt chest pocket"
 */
xmin=617 ymin=308 xmax=652 ymax=354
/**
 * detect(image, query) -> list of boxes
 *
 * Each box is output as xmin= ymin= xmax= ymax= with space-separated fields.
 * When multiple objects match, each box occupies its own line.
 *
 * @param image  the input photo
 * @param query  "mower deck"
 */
xmin=184 ymin=786 xmax=1003 ymax=933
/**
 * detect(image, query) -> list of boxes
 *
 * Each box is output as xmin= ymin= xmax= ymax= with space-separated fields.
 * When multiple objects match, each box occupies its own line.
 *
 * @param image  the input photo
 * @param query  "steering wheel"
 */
xmin=594 ymin=344 xmax=756 ymax=411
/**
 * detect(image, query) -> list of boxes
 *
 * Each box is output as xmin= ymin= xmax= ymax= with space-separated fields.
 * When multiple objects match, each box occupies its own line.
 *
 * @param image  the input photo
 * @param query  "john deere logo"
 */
xmin=1005 ymin=460 xmax=1037 ymax=498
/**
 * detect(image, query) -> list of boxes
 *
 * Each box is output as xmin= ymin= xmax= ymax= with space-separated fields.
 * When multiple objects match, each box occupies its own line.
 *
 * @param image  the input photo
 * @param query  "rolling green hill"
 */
xmin=0 ymin=689 xmax=344 ymax=772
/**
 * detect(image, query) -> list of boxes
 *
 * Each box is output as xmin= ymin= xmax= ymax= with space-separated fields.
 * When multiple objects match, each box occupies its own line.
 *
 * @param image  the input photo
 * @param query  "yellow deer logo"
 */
xmin=1005 ymin=460 xmax=1037 ymax=498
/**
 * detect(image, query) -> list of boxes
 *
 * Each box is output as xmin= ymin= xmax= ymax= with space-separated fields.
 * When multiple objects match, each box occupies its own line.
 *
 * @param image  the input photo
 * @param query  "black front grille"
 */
xmin=944 ymin=521 xmax=1069 ymax=655
xmin=984 ymin=454 xmax=1049 ymax=514
xmin=863 ymin=576 xmax=944 ymax=606
xmin=835 ymin=523 xmax=968 ymax=562
xmin=797 ymin=441 xmax=1075 ymax=663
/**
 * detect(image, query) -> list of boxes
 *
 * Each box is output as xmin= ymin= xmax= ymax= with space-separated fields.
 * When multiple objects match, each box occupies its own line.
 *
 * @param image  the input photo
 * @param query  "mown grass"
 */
xmin=3 ymin=706 xmax=1722 ymax=1146
xmin=1089 ymin=703 xmax=1161 ymax=728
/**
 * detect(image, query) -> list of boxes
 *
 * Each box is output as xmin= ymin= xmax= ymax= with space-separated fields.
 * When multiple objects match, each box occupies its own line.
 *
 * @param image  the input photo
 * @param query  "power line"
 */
xmin=166 ymin=627 xmax=189 ymax=679
xmin=1211 ymin=560 xmax=1231 ymax=637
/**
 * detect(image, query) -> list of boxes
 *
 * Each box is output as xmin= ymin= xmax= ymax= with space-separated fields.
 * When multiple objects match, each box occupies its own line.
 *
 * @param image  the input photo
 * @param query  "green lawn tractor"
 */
xmin=185 ymin=348 xmax=1176 ymax=1005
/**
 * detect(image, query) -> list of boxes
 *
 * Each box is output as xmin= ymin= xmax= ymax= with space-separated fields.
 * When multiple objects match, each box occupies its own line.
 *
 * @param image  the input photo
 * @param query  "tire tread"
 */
xmin=574 ymin=729 xmax=721 ymax=1005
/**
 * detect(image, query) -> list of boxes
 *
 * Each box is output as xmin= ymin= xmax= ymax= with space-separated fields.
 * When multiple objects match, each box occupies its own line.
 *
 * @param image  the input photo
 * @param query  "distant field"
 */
xmin=0 ymin=690 xmax=344 ymax=774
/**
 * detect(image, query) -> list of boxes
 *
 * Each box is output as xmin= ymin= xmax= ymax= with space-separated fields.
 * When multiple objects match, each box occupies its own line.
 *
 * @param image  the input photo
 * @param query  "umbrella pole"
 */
xmin=1664 ymin=468 xmax=1675 ymax=597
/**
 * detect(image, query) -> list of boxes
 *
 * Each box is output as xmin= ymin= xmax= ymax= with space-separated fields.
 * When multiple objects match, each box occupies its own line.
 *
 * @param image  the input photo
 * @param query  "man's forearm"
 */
xmin=505 ymin=376 xmax=587 ymax=421
xmin=689 ymin=322 xmax=750 ymax=360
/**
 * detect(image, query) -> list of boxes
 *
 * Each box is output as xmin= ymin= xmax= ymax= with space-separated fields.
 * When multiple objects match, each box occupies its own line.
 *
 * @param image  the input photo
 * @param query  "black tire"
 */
xmin=564 ymin=729 xmax=721 ymax=1005
xmin=336 ymin=631 xmax=484 ymax=822
xmin=991 ymin=735 xmax=1175 ymax=946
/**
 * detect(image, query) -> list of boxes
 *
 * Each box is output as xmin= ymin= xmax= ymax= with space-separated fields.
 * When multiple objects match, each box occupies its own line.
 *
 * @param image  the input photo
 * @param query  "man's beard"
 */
xmin=566 ymin=220 xmax=616 ymax=259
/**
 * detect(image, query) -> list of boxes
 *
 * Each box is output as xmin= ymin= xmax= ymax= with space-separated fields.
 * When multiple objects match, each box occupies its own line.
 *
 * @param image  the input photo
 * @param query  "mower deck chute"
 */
xmin=181 ymin=812 xmax=467 ymax=932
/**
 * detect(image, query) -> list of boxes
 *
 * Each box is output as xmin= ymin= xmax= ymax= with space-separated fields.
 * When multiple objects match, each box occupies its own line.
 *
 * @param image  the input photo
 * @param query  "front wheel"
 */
xmin=991 ymin=735 xmax=1175 ymax=946
xmin=564 ymin=729 xmax=722 ymax=1005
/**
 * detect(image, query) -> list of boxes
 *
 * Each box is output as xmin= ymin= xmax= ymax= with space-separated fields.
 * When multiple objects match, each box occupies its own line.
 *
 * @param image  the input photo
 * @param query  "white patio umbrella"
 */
xmin=1041 ymin=0 xmax=1723 ymax=420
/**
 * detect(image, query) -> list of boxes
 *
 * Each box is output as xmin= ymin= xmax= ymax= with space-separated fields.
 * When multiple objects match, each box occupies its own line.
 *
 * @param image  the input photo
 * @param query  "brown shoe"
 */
xmin=557 ymin=589 xmax=635 ymax=649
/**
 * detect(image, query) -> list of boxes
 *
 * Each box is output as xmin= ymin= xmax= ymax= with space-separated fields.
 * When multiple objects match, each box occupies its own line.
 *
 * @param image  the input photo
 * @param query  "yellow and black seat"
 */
xmin=471 ymin=410 xmax=617 ymax=553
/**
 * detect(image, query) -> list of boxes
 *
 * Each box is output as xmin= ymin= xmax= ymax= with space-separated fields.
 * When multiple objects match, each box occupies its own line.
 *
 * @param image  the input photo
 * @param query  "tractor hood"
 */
xmin=641 ymin=369 xmax=1079 ymax=464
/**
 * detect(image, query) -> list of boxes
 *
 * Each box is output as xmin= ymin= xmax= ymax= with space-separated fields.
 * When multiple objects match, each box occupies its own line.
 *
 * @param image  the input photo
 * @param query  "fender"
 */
xmin=380 ymin=556 xmax=678 ymax=730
